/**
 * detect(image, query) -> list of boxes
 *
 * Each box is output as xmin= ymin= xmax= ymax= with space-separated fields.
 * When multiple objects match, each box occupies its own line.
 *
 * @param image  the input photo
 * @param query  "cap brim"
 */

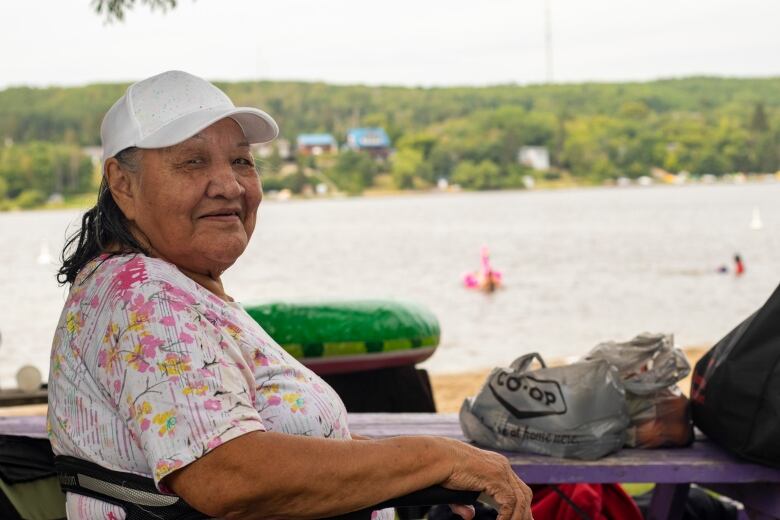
xmin=136 ymin=106 xmax=279 ymax=150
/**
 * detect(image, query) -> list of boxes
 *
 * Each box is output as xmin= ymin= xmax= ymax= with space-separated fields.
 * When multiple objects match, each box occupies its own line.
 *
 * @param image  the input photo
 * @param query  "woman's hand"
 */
xmin=440 ymin=439 xmax=533 ymax=520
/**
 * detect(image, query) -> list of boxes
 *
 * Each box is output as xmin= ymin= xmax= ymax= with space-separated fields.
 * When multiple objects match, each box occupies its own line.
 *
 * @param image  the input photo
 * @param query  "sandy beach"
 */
xmin=430 ymin=346 xmax=707 ymax=413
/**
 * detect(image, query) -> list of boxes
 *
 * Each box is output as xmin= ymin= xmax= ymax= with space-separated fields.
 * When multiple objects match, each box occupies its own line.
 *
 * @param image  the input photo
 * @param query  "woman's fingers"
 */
xmin=448 ymin=503 xmax=476 ymax=520
xmin=442 ymin=441 xmax=533 ymax=520
xmin=508 ymin=474 xmax=533 ymax=520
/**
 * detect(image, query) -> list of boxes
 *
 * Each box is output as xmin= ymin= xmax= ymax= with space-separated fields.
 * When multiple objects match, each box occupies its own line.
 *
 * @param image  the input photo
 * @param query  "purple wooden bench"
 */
xmin=5 ymin=413 xmax=780 ymax=518
xmin=348 ymin=413 xmax=780 ymax=520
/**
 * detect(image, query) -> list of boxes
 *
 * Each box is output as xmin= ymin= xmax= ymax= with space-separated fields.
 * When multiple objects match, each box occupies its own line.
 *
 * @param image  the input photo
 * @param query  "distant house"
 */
xmin=346 ymin=127 xmax=391 ymax=159
xmin=297 ymin=134 xmax=337 ymax=156
xmin=81 ymin=146 xmax=103 ymax=166
xmin=253 ymin=139 xmax=292 ymax=160
xmin=518 ymin=146 xmax=550 ymax=171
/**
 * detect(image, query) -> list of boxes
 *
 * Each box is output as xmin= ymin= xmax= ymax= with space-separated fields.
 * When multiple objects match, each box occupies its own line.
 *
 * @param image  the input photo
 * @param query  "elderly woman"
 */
xmin=48 ymin=71 xmax=532 ymax=520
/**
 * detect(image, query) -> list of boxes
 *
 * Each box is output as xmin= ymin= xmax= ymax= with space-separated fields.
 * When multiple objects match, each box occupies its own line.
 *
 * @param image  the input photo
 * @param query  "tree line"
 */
xmin=0 ymin=76 xmax=778 ymax=202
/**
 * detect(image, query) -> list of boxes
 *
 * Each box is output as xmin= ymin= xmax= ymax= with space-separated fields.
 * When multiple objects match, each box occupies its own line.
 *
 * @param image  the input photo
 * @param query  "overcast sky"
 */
xmin=1 ymin=0 xmax=778 ymax=89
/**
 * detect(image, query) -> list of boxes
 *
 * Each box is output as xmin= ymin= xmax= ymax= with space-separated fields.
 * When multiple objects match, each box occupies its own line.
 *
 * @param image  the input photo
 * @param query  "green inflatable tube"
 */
xmin=243 ymin=300 xmax=440 ymax=375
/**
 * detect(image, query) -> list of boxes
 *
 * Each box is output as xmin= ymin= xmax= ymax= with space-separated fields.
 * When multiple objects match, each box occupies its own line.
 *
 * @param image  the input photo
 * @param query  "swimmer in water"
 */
xmin=734 ymin=254 xmax=745 ymax=276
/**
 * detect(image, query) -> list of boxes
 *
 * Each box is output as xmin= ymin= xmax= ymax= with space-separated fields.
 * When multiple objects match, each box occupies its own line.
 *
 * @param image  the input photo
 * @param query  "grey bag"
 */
xmin=583 ymin=332 xmax=690 ymax=395
xmin=459 ymin=353 xmax=629 ymax=460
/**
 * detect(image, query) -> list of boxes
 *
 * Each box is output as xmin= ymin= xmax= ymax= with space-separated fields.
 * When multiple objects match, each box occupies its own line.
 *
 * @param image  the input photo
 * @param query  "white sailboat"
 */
xmin=750 ymin=207 xmax=764 ymax=230
xmin=36 ymin=243 xmax=52 ymax=265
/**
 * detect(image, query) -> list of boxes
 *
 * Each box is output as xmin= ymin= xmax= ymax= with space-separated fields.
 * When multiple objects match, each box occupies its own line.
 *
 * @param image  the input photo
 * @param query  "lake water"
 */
xmin=2 ymin=183 xmax=780 ymax=385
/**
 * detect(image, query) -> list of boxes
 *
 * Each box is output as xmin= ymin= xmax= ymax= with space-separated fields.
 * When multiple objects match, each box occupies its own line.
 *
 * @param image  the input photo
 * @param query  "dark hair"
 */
xmin=58 ymin=147 xmax=149 ymax=285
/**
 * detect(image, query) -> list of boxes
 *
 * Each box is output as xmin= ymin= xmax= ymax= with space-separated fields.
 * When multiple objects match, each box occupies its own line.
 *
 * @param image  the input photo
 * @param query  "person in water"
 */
xmin=483 ymin=270 xmax=499 ymax=293
xmin=47 ymin=71 xmax=532 ymax=520
xmin=734 ymin=254 xmax=745 ymax=276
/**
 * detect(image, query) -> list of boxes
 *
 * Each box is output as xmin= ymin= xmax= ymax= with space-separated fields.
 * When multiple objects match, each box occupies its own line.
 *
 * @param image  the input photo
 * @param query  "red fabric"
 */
xmin=530 ymin=484 xmax=642 ymax=520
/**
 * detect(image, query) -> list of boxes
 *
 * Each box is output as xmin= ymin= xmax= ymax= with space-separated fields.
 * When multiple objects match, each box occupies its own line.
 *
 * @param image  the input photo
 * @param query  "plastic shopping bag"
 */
xmin=459 ymin=353 xmax=629 ymax=460
xmin=585 ymin=333 xmax=693 ymax=448
xmin=583 ymin=333 xmax=689 ymax=395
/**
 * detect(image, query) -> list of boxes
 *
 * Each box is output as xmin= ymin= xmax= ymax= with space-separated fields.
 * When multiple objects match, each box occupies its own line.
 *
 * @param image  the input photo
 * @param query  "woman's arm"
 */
xmin=164 ymin=430 xmax=532 ymax=520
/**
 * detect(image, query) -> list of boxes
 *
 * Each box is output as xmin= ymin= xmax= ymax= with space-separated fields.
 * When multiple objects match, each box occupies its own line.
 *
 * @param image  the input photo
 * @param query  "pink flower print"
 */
xmin=125 ymin=343 xmax=152 ymax=373
xmin=162 ymin=284 xmax=198 ymax=312
xmin=160 ymin=315 xmax=176 ymax=326
xmin=185 ymin=322 xmax=197 ymax=332
xmin=98 ymin=345 xmax=121 ymax=371
xmin=253 ymin=349 xmax=270 ymax=367
xmin=266 ymin=395 xmax=282 ymax=406
xmin=283 ymin=393 xmax=305 ymax=413
xmin=163 ymin=283 xmax=197 ymax=305
xmin=204 ymin=399 xmax=222 ymax=411
xmin=90 ymin=295 xmax=100 ymax=309
xmin=168 ymin=299 xmax=187 ymax=312
xmin=207 ymin=435 xmax=223 ymax=450
xmin=130 ymin=293 xmax=144 ymax=309
xmin=204 ymin=309 xmax=227 ymax=327
xmin=140 ymin=334 xmax=164 ymax=357
xmin=113 ymin=380 xmax=121 ymax=393
xmin=197 ymin=367 xmax=215 ymax=378
xmin=152 ymin=410 xmax=177 ymax=437
xmin=129 ymin=293 xmax=155 ymax=316
xmin=128 ymin=296 xmax=156 ymax=332
xmin=114 ymin=257 xmax=148 ymax=291
xmin=179 ymin=331 xmax=195 ymax=344
xmin=140 ymin=418 xmax=151 ymax=432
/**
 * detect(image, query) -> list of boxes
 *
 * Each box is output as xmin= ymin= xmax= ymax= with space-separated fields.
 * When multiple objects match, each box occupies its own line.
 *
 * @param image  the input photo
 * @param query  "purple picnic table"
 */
xmin=3 ymin=413 xmax=780 ymax=519
xmin=348 ymin=413 xmax=780 ymax=520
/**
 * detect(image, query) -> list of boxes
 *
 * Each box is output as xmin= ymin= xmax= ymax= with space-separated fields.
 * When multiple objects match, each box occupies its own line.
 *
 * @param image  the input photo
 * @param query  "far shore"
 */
xmin=2 ymin=172 xmax=778 ymax=213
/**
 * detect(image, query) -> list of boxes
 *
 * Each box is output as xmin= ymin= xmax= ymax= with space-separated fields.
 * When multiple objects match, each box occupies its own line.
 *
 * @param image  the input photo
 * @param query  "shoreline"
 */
xmin=2 ymin=175 xmax=777 ymax=213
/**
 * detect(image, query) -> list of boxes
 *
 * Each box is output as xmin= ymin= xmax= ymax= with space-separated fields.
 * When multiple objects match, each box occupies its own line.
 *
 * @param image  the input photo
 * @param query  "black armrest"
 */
xmin=325 ymin=486 xmax=481 ymax=520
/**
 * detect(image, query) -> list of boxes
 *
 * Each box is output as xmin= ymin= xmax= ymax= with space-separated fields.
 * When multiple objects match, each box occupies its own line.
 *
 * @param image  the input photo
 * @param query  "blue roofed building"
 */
xmin=345 ymin=127 xmax=391 ymax=159
xmin=296 ymin=133 xmax=337 ymax=156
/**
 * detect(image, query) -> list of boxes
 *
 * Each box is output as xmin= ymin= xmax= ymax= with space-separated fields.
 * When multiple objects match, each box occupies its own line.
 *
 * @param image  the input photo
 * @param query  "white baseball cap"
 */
xmin=100 ymin=70 xmax=279 ymax=162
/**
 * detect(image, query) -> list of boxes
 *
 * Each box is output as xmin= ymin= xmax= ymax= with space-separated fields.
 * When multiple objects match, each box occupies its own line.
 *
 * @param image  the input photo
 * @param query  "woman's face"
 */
xmin=123 ymin=118 xmax=262 ymax=276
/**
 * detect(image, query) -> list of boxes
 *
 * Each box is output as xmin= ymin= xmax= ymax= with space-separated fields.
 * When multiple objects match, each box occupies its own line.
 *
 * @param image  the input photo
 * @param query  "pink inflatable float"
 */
xmin=463 ymin=246 xmax=503 ymax=292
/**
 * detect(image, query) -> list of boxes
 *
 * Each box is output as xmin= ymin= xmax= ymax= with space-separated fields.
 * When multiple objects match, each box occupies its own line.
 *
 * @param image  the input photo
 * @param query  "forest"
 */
xmin=0 ymin=76 xmax=778 ymax=204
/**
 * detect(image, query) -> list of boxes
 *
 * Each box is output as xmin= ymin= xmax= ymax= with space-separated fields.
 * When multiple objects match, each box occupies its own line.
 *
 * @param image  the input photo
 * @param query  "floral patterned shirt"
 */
xmin=48 ymin=254 xmax=369 ymax=519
